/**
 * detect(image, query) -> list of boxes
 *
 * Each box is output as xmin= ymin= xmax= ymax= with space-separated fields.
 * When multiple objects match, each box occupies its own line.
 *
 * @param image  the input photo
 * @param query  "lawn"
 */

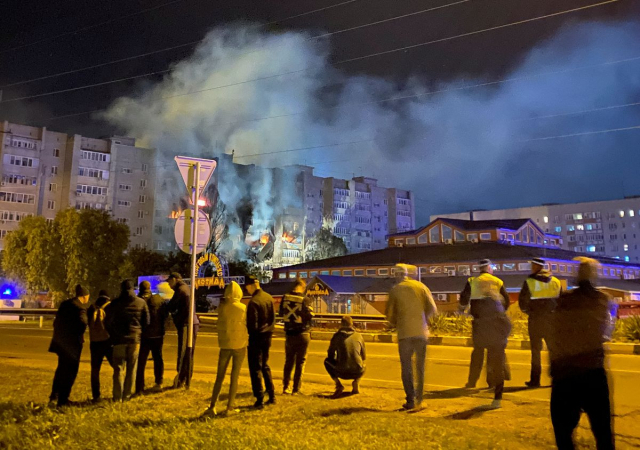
xmin=0 ymin=357 xmax=636 ymax=449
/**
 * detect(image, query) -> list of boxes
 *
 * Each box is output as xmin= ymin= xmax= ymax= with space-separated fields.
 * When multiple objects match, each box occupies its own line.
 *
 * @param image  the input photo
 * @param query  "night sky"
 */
xmin=1 ymin=0 xmax=639 ymax=223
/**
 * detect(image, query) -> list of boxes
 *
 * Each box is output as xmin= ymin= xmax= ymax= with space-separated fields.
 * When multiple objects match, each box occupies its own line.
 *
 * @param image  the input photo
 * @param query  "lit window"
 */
xmin=624 ymin=244 xmax=629 ymax=251
xmin=625 ymin=256 xmax=630 ymax=262
xmin=620 ymin=210 xmax=625 ymax=218
xmin=629 ymin=210 xmax=635 ymax=217
xmin=573 ymin=213 xmax=583 ymax=220
xmin=554 ymin=226 xmax=562 ymax=232
xmin=543 ymin=216 xmax=549 ymax=223
xmin=567 ymin=225 xmax=575 ymax=232
xmin=577 ymin=225 xmax=584 ymax=231
xmin=587 ymin=245 xmax=596 ymax=252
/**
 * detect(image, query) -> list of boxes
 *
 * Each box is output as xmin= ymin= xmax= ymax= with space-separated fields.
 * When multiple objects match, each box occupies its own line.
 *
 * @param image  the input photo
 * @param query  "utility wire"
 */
xmin=0 ymin=0 xmax=361 ymax=89
xmin=521 ymin=125 xmax=640 ymax=142
xmin=513 ymin=101 xmax=640 ymax=122
xmin=2 ymin=1 xmax=613 ymax=106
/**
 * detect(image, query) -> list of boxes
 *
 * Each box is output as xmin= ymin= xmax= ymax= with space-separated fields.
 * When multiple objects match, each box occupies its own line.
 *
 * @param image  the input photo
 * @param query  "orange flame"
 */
xmin=169 ymin=210 xmax=181 ymax=219
xmin=282 ymin=232 xmax=296 ymax=243
xmin=260 ymin=235 xmax=270 ymax=245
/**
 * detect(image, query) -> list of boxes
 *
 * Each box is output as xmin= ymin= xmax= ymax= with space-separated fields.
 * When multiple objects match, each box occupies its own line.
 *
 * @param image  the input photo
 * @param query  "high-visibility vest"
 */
xmin=525 ymin=276 xmax=562 ymax=299
xmin=469 ymin=273 xmax=504 ymax=299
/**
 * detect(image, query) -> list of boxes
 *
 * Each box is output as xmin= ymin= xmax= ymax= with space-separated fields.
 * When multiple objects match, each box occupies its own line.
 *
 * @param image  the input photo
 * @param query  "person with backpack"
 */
xmin=87 ymin=290 xmax=112 ymax=403
xmin=280 ymin=278 xmax=314 ymax=395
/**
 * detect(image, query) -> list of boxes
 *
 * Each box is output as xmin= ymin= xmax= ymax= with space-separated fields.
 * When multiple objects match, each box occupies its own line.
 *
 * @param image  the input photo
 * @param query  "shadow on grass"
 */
xmin=314 ymin=392 xmax=360 ymax=400
xmin=424 ymin=388 xmax=475 ymax=400
xmin=447 ymin=405 xmax=498 ymax=420
xmin=319 ymin=407 xmax=383 ymax=417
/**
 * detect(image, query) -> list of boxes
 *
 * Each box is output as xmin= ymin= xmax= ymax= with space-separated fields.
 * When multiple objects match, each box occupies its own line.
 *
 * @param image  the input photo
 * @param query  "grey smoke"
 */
xmin=102 ymin=20 xmax=640 ymax=238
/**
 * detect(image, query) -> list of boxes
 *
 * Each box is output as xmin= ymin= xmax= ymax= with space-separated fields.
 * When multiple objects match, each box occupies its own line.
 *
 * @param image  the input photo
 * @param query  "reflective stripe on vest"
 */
xmin=468 ymin=273 xmax=504 ymax=299
xmin=525 ymin=276 xmax=561 ymax=299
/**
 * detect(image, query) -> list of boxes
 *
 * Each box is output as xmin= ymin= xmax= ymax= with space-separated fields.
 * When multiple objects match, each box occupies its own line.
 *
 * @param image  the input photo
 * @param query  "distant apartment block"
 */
xmin=433 ymin=197 xmax=640 ymax=263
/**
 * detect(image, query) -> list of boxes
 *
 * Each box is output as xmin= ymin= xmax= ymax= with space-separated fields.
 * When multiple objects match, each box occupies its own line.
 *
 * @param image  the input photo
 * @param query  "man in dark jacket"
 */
xmin=48 ymin=285 xmax=90 ymax=407
xmin=246 ymin=276 xmax=276 ymax=408
xmin=166 ymin=272 xmax=199 ymax=389
xmin=548 ymin=257 xmax=614 ymax=450
xmin=324 ymin=316 xmax=366 ymax=397
xmin=518 ymin=258 xmax=562 ymax=388
xmin=105 ymin=280 xmax=149 ymax=402
xmin=135 ymin=280 xmax=168 ymax=394
xmin=280 ymin=278 xmax=314 ymax=395
xmin=87 ymin=290 xmax=112 ymax=402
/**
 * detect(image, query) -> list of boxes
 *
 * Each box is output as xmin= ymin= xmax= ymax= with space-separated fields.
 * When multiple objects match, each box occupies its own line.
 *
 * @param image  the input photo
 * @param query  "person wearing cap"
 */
xmin=519 ymin=257 xmax=562 ymax=388
xmin=245 ymin=275 xmax=276 ymax=408
xmin=135 ymin=280 xmax=169 ymax=394
xmin=48 ymin=284 xmax=90 ymax=407
xmin=459 ymin=259 xmax=511 ymax=409
xmin=105 ymin=280 xmax=149 ymax=402
xmin=386 ymin=263 xmax=437 ymax=411
xmin=548 ymin=257 xmax=615 ymax=450
xmin=204 ymin=281 xmax=248 ymax=416
xmin=166 ymin=272 xmax=199 ymax=389
xmin=280 ymin=278 xmax=314 ymax=395
xmin=87 ymin=289 xmax=112 ymax=403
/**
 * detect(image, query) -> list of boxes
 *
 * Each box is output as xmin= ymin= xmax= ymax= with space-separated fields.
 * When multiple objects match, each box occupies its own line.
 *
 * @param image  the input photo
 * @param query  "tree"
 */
xmin=127 ymin=247 xmax=168 ymax=280
xmin=304 ymin=226 xmax=348 ymax=261
xmin=204 ymin=200 xmax=229 ymax=255
xmin=165 ymin=251 xmax=191 ymax=277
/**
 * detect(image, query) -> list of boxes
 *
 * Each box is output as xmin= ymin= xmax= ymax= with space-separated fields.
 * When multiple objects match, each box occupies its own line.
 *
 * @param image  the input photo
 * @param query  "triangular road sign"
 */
xmin=174 ymin=156 xmax=217 ymax=198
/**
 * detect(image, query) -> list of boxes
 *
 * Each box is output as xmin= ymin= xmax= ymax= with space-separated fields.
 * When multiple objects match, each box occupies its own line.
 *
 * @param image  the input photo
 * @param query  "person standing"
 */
xmin=280 ymin=278 xmax=314 ymax=395
xmin=48 ymin=285 xmax=90 ymax=407
xmin=324 ymin=315 xmax=366 ymax=397
xmin=87 ymin=289 xmax=112 ymax=403
xmin=204 ymin=281 xmax=248 ymax=416
xmin=548 ymin=257 xmax=615 ymax=450
xmin=246 ymin=276 xmax=276 ymax=408
xmin=518 ymin=257 xmax=562 ymax=388
xmin=386 ymin=264 xmax=437 ymax=411
xmin=105 ymin=280 xmax=149 ymax=402
xmin=135 ymin=281 xmax=168 ymax=394
xmin=459 ymin=259 xmax=512 ymax=409
xmin=166 ymin=272 xmax=199 ymax=389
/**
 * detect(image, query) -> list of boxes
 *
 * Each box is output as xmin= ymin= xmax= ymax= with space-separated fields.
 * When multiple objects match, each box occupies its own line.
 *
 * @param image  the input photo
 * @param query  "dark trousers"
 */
xmin=50 ymin=353 xmax=81 ymax=406
xmin=176 ymin=325 xmax=198 ymax=387
xmin=136 ymin=337 xmax=164 ymax=393
xmin=528 ymin=315 xmax=550 ymax=385
xmin=90 ymin=340 xmax=113 ymax=400
xmin=248 ymin=332 xmax=275 ymax=401
xmin=324 ymin=358 xmax=365 ymax=381
xmin=551 ymin=368 xmax=614 ymax=450
xmin=283 ymin=333 xmax=310 ymax=392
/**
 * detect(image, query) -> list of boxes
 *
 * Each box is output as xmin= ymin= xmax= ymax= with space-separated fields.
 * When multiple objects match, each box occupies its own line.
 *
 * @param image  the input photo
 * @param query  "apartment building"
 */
xmin=433 ymin=197 xmax=640 ymax=263
xmin=0 ymin=121 xmax=156 ymax=249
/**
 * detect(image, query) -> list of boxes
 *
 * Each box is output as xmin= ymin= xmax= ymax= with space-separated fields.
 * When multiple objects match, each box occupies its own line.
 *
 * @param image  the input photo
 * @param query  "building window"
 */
xmin=47 ymin=200 xmax=55 ymax=210
xmin=116 ymin=218 xmax=129 ymax=224
xmin=554 ymin=226 xmax=562 ymax=232
xmin=551 ymin=264 xmax=558 ymax=271
xmin=518 ymin=263 xmax=531 ymax=271
xmin=119 ymin=184 xmax=132 ymax=191
xmin=76 ymin=185 xmax=108 ymax=196
xmin=587 ymin=245 xmax=596 ymax=252
xmin=278 ymin=272 xmax=286 ymax=279
xmin=0 ymin=192 xmax=36 ymax=204
xmin=366 ymin=269 xmax=377 ymax=276
xmin=457 ymin=265 xmax=470 ymax=274
xmin=154 ymin=225 xmax=163 ymax=234
xmin=299 ymin=272 xmax=308 ymax=278
xmin=354 ymin=269 xmax=364 ymax=276
xmin=378 ymin=268 xmax=389 ymax=276
xmin=467 ymin=233 xmax=478 ymax=242
xmin=624 ymin=244 xmax=629 ymax=251
xmin=78 ymin=167 xmax=107 ymax=179
xmin=330 ymin=270 xmax=340 ymax=276
xmin=8 ymin=155 xmax=35 ymax=167
xmin=630 ymin=210 xmax=635 ymax=217
xmin=140 ymin=179 xmax=147 ymax=188
xmin=502 ymin=263 xmax=516 ymax=271
xmin=454 ymin=230 xmax=465 ymax=242
xmin=394 ymin=238 xmax=404 ymax=246
xmin=543 ymin=216 xmax=549 ymax=223
xmin=139 ymin=195 xmax=146 ymax=203
xmin=49 ymin=183 xmax=57 ymax=192
xmin=51 ymin=166 xmax=58 ymax=175
xmin=117 ymin=200 xmax=131 ymax=207
xmin=418 ymin=234 xmax=428 ymax=244
xmin=429 ymin=226 xmax=440 ymax=243
xmin=343 ymin=270 xmax=352 ymax=276
xmin=142 ymin=163 xmax=148 ymax=173
xmin=559 ymin=265 xmax=566 ymax=272
xmin=289 ymin=272 xmax=298 ymax=279
xmin=429 ymin=266 xmax=442 ymax=274
xmin=480 ymin=233 xmax=491 ymax=240
xmin=577 ymin=224 xmax=584 ymax=231
xmin=135 ymin=227 xmax=144 ymax=236
xmin=53 ymin=148 xmax=60 ymax=157
xmin=443 ymin=266 xmax=455 ymax=274
xmin=406 ymin=238 xmax=416 ymax=245
xmin=442 ymin=225 xmax=453 ymax=242
xmin=138 ymin=210 xmax=144 ymax=219
xmin=567 ymin=225 xmax=575 ymax=232
xmin=122 ymin=168 xmax=133 ymax=174
xmin=81 ymin=150 xmax=108 ymax=162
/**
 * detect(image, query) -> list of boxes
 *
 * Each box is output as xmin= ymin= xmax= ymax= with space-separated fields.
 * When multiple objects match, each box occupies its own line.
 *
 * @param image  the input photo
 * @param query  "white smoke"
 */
xmin=102 ymin=20 xmax=640 ymax=234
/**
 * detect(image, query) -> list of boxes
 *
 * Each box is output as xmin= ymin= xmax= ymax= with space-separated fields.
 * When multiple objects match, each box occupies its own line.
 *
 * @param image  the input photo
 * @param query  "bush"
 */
xmin=620 ymin=315 xmax=640 ymax=342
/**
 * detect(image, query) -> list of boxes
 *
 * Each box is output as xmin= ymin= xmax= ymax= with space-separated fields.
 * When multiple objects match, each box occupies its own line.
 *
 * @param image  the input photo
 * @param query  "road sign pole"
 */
xmin=188 ymin=161 xmax=200 ymax=351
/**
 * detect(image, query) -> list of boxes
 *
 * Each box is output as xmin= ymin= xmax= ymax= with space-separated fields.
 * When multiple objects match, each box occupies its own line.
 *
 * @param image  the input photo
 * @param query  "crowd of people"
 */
xmin=48 ymin=257 xmax=615 ymax=449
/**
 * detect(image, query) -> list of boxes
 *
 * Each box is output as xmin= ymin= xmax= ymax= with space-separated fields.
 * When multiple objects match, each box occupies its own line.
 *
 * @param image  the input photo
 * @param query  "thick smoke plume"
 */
xmin=103 ymin=20 xmax=640 ymax=238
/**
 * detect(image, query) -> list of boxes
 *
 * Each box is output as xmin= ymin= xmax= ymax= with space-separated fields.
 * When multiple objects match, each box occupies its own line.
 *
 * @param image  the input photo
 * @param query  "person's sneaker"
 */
xmin=283 ymin=386 xmax=293 ymax=395
xmin=401 ymin=402 xmax=416 ymax=411
xmin=464 ymin=383 xmax=476 ymax=389
xmin=266 ymin=397 xmax=276 ymax=406
xmin=525 ymin=381 xmax=540 ymax=388
xmin=253 ymin=399 xmax=264 ymax=409
xmin=152 ymin=383 xmax=163 ymax=392
xmin=202 ymin=406 xmax=217 ymax=417
xmin=488 ymin=399 xmax=502 ymax=409
xmin=91 ymin=397 xmax=104 ymax=404
xmin=351 ymin=380 xmax=360 ymax=395
xmin=331 ymin=385 xmax=345 ymax=398
xmin=224 ymin=408 xmax=239 ymax=416
xmin=291 ymin=390 xmax=304 ymax=396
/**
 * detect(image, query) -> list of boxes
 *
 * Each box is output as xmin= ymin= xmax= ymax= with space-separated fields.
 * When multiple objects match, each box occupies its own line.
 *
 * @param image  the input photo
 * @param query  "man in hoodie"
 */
xmin=280 ymin=278 xmax=314 ymax=395
xmin=166 ymin=272 xmax=199 ymax=389
xmin=87 ymin=290 xmax=112 ymax=402
xmin=386 ymin=264 xmax=437 ymax=411
xmin=548 ymin=257 xmax=615 ymax=450
xmin=324 ymin=315 xmax=366 ymax=397
xmin=135 ymin=280 xmax=168 ymax=394
xmin=204 ymin=281 xmax=248 ymax=416
xmin=105 ymin=280 xmax=149 ymax=402
xmin=246 ymin=276 xmax=276 ymax=408
xmin=48 ymin=284 xmax=90 ymax=407
xmin=519 ymin=257 xmax=562 ymax=388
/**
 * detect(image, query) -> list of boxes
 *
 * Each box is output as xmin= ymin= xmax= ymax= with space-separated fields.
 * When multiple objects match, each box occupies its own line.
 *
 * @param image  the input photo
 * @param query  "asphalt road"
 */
xmin=1 ymin=324 xmax=640 ymax=410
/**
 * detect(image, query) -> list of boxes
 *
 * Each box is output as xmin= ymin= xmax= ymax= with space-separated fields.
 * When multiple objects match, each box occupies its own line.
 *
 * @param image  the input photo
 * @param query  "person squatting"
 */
xmin=48 ymin=259 xmax=615 ymax=448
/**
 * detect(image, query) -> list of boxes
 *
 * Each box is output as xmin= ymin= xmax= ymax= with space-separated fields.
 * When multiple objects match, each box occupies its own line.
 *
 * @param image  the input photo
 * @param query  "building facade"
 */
xmin=0 ymin=121 xmax=157 ymax=249
xmin=433 ymin=197 xmax=640 ymax=263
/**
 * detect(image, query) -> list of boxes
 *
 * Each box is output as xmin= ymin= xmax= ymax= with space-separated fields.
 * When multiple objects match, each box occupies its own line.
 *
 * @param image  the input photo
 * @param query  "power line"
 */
xmin=0 ymin=0 xmax=185 ymax=55
xmin=521 ymin=124 xmax=640 ymax=142
xmin=1 ymin=0 xmax=469 ymax=104
xmin=513 ymin=101 xmax=640 ymax=122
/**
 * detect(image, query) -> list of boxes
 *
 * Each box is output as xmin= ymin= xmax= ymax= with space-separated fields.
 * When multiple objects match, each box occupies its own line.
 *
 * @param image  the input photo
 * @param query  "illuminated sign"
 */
xmin=196 ymin=277 xmax=226 ymax=288
xmin=196 ymin=253 xmax=224 ymax=278
xmin=307 ymin=284 xmax=330 ymax=296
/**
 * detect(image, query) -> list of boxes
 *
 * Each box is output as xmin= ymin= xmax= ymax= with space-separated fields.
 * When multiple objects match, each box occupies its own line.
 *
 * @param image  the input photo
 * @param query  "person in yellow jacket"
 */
xmin=459 ymin=259 xmax=512 ymax=409
xmin=518 ymin=257 xmax=562 ymax=388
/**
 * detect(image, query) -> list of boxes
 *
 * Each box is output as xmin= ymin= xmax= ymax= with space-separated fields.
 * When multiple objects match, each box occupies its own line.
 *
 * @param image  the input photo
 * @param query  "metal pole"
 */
xmin=188 ymin=162 xmax=200 ymax=350
xmin=39 ymin=316 xmax=43 ymax=328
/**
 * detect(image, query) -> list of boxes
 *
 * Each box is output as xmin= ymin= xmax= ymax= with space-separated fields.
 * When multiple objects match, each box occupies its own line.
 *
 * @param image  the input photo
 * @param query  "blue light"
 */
xmin=625 ymin=256 xmax=630 ymax=262
xmin=2 ymin=289 xmax=12 ymax=296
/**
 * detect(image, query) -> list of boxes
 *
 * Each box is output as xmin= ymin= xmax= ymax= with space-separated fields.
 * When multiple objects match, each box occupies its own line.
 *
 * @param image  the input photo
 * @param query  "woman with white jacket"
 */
xmin=205 ymin=281 xmax=248 ymax=416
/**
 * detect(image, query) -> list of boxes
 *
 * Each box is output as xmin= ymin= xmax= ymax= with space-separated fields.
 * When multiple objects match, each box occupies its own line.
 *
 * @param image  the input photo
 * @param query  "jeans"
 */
xmin=324 ymin=358 xmax=365 ymax=381
xmin=528 ymin=314 xmax=551 ymax=385
xmin=211 ymin=348 xmax=246 ymax=410
xmin=112 ymin=343 xmax=140 ymax=402
xmin=248 ymin=332 xmax=275 ymax=401
xmin=551 ymin=368 xmax=614 ymax=450
xmin=50 ymin=353 xmax=81 ymax=406
xmin=283 ymin=333 xmax=310 ymax=392
xmin=136 ymin=337 xmax=164 ymax=393
xmin=398 ymin=336 xmax=427 ymax=406
xmin=176 ymin=325 xmax=198 ymax=387
xmin=90 ymin=340 xmax=113 ymax=400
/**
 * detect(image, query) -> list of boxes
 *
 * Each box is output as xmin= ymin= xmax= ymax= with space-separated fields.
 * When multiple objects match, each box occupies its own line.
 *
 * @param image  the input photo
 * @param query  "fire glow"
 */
xmin=282 ymin=232 xmax=296 ymax=243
